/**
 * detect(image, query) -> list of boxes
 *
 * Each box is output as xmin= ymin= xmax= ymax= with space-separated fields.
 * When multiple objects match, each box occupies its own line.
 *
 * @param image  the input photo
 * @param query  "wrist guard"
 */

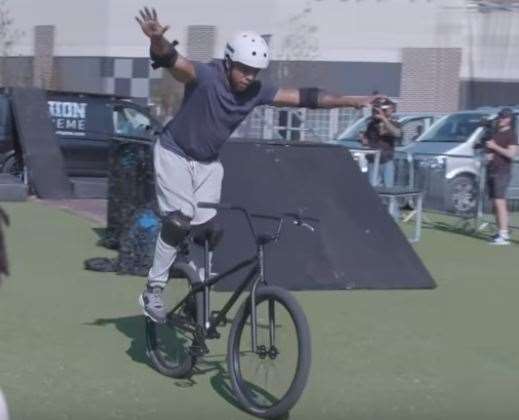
xmin=150 ymin=40 xmax=179 ymax=69
xmin=299 ymin=87 xmax=321 ymax=109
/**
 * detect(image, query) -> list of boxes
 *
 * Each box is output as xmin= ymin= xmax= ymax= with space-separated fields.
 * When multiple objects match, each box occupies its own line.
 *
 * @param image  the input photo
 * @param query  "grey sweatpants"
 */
xmin=147 ymin=140 xmax=224 ymax=288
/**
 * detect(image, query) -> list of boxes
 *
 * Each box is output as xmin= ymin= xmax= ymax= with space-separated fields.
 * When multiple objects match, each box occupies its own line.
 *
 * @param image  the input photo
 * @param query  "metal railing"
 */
xmin=231 ymin=106 xmax=359 ymax=141
xmin=393 ymin=151 xmax=519 ymax=232
xmin=348 ymin=147 xmax=519 ymax=236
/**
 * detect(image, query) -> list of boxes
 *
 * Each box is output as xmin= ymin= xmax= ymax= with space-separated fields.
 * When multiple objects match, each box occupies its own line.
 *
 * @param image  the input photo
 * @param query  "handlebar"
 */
xmin=197 ymin=202 xmax=319 ymax=244
xmin=198 ymin=202 xmax=234 ymax=211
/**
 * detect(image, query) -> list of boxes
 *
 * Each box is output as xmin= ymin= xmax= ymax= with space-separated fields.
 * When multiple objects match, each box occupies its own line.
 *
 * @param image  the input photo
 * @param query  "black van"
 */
xmin=0 ymin=89 xmax=160 ymax=178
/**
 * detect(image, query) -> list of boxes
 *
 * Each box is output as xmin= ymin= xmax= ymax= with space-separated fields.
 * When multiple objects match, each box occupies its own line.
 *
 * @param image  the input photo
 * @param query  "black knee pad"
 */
xmin=192 ymin=219 xmax=224 ymax=251
xmin=160 ymin=211 xmax=191 ymax=247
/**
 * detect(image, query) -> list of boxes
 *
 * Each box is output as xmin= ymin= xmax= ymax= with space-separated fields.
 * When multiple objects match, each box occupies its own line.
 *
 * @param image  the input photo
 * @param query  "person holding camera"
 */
xmin=361 ymin=98 xmax=402 ymax=187
xmin=485 ymin=107 xmax=518 ymax=245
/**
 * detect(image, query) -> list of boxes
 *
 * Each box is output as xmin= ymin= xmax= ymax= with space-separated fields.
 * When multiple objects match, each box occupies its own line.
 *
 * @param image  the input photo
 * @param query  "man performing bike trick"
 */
xmin=136 ymin=7 xmax=383 ymax=323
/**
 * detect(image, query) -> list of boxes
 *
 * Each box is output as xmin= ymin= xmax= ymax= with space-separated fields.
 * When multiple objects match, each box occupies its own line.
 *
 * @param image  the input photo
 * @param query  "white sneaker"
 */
xmin=489 ymin=235 xmax=511 ymax=246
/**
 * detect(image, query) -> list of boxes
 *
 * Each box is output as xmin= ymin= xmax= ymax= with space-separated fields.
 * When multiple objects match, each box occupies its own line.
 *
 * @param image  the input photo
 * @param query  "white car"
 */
xmin=401 ymin=109 xmax=519 ymax=215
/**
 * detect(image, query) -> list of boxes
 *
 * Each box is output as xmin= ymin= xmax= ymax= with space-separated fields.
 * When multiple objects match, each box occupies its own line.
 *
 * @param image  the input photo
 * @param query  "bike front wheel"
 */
xmin=227 ymin=286 xmax=311 ymax=418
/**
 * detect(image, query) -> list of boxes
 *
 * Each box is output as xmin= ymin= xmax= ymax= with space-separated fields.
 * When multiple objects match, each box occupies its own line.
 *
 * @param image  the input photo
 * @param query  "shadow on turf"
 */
xmin=86 ymin=315 xmax=290 ymax=418
xmin=87 ymin=315 xmax=149 ymax=365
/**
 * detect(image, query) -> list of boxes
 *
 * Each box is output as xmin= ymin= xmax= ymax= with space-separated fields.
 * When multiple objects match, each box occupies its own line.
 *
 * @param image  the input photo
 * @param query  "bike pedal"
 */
xmin=189 ymin=346 xmax=204 ymax=358
xmin=189 ymin=343 xmax=208 ymax=357
xmin=206 ymin=328 xmax=221 ymax=340
xmin=209 ymin=311 xmax=228 ymax=327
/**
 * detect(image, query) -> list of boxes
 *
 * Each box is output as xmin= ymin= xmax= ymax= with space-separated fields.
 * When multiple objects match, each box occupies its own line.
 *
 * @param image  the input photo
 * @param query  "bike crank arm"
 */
xmin=166 ymin=313 xmax=198 ymax=335
xmin=166 ymin=314 xmax=209 ymax=356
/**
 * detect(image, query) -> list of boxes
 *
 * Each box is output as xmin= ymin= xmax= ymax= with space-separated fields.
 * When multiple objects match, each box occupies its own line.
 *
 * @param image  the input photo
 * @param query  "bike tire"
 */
xmin=145 ymin=262 xmax=202 ymax=378
xmin=227 ymin=286 xmax=311 ymax=418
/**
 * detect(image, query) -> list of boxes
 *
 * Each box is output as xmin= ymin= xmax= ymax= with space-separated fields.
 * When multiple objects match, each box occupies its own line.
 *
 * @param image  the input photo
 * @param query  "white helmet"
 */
xmin=224 ymin=31 xmax=270 ymax=70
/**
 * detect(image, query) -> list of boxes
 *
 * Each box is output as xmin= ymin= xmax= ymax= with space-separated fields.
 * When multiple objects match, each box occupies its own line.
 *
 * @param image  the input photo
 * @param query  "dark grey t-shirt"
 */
xmin=160 ymin=60 xmax=278 ymax=161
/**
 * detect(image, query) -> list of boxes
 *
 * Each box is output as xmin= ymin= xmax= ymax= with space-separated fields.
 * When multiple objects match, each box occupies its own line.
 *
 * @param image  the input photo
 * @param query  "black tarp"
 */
xmin=212 ymin=140 xmax=435 ymax=290
xmin=103 ymin=140 xmax=156 ymax=248
xmin=10 ymin=88 xmax=72 ymax=198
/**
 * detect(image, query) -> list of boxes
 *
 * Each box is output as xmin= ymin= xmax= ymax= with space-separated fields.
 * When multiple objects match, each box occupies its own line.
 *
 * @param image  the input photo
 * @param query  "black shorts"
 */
xmin=486 ymin=170 xmax=511 ymax=199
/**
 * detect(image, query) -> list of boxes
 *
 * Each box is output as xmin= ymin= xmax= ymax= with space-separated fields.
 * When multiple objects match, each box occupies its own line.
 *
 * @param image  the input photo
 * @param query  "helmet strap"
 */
xmin=224 ymin=56 xmax=232 ymax=71
xmin=224 ymin=56 xmax=234 ymax=85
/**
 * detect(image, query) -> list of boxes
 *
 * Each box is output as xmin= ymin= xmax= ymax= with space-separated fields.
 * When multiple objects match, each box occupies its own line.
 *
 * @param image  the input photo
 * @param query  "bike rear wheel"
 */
xmin=227 ymin=286 xmax=311 ymax=418
xmin=145 ymin=262 xmax=202 ymax=378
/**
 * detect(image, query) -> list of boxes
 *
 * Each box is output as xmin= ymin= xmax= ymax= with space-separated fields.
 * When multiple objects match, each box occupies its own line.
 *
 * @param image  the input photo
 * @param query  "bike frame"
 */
xmin=169 ymin=240 xmax=270 ymax=353
xmin=167 ymin=203 xmax=317 ymax=354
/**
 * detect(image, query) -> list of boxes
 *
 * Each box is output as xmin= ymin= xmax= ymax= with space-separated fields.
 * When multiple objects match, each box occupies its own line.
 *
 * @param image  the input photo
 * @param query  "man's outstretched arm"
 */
xmin=272 ymin=87 xmax=381 ymax=109
xmin=135 ymin=7 xmax=196 ymax=84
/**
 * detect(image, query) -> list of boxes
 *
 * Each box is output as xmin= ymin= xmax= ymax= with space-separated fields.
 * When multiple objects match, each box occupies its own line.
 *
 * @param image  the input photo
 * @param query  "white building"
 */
xmin=4 ymin=0 xmax=519 ymax=114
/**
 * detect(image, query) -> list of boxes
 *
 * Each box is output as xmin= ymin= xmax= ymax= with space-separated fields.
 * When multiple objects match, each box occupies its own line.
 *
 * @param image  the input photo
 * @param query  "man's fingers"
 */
xmin=144 ymin=6 xmax=152 ymax=20
xmin=135 ymin=16 xmax=144 ymax=27
xmin=152 ymin=7 xmax=157 ymax=20
xmin=139 ymin=9 xmax=147 ymax=22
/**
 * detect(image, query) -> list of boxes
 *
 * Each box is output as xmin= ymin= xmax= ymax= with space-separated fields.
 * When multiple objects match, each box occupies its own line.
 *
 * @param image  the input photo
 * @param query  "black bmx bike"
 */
xmin=144 ymin=202 xmax=318 ymax=418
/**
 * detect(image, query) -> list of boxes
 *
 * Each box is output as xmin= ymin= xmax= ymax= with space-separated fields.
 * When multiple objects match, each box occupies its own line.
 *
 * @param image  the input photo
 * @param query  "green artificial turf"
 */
xmin=1 ymin=202 xmax=518 ymax=420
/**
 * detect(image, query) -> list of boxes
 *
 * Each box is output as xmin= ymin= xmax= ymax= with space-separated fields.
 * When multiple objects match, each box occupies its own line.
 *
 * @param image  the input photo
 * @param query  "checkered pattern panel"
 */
xmin=101 ymin=57 xmax=163 ymax=105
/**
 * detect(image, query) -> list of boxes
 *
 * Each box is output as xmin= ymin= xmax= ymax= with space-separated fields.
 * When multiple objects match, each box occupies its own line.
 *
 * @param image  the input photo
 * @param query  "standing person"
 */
xmin=0 ymin=391 xmax=8 ymax=420
xmin=485 ymin=107 xmax=518 ymax=245
xmin=361 ymin=97 xmax=402 ymax=187
xmin=0 ymin=206 xmax=9 ymax=420
xmin=135 ymin=7 xmax=382 ymax=322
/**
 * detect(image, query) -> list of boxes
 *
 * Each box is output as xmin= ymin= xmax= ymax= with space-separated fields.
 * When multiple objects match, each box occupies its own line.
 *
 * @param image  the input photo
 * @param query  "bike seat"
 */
xmin=192 ymin=225 xmax=224 ymax=250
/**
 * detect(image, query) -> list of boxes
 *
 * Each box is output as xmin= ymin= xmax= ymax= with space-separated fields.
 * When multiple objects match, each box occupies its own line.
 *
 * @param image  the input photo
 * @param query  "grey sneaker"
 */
xmin=139 ymin=286 xmax=167 ymax=323
xmin=489 ymin=235 xmax=511 ymax=246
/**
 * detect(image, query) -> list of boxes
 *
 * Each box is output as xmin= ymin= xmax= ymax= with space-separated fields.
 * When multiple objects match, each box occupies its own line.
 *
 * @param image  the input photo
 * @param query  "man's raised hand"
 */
xmin=135 ymin=7 xmax=169 ymax=39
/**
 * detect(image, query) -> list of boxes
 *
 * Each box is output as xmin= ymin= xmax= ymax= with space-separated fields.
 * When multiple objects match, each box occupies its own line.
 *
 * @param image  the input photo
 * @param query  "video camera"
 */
xmin=371 ymin=97 xmax=394 ymax=117
xmin=474 ymin=116 xmax=498 ymax=149
xmin=474 ymin=107 xmax=513 ymax=149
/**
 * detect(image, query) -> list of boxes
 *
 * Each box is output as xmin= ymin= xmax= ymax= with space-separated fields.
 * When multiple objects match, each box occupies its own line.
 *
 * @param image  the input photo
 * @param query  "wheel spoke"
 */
xmin=230 ymin=291 xmax=303 ymax=411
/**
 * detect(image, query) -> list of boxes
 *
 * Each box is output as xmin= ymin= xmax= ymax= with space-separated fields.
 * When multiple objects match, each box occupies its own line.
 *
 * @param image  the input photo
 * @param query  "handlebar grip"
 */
xmin=197 ymin=202 xmax=233 ymax=210
xmin=283 ymin=212 xmax=320 ymax=223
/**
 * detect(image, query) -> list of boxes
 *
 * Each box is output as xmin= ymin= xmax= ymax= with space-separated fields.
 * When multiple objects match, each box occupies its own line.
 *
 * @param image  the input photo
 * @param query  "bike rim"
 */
xmin=232 ymin=296 xmax=301 ymax=410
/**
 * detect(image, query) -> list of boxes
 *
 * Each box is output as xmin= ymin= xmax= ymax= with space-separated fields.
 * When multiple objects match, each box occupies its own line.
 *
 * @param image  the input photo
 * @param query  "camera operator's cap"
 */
xmin=497 ymin=107 xmax=513 ymax=118
xmin=373 ymin=97 xmax=396 ymax=109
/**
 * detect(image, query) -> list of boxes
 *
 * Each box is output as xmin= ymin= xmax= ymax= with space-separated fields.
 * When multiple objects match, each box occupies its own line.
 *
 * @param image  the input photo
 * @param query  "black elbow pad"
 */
xmin=299 ymin=87 xmax=321 ymax=109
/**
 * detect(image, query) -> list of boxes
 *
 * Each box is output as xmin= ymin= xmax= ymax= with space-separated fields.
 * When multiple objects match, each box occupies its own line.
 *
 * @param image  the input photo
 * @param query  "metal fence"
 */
xmin=347 ymin=148 xmax=519 ymax=237
xmin=231 ymin=106 xmax=360 ymax=141
xmin=391 ymin=152 xmax=519 ymax=232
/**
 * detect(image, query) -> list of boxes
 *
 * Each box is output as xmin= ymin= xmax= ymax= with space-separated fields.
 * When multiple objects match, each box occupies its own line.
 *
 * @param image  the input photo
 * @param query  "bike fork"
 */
xmin=250 ymin=284 xmax=277 ymax=355
xmin=250 ymin=244 xmax=276 ymax=353
xmin=268 ymin=298 xmax=276 ymax=349
xmin=203 ymin=241 xmax=211 ymax=330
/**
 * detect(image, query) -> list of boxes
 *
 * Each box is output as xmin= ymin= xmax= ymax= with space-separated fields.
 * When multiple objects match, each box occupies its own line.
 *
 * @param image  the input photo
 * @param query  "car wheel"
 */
xmin=446 ymin=174 xmax=478 ymax=216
